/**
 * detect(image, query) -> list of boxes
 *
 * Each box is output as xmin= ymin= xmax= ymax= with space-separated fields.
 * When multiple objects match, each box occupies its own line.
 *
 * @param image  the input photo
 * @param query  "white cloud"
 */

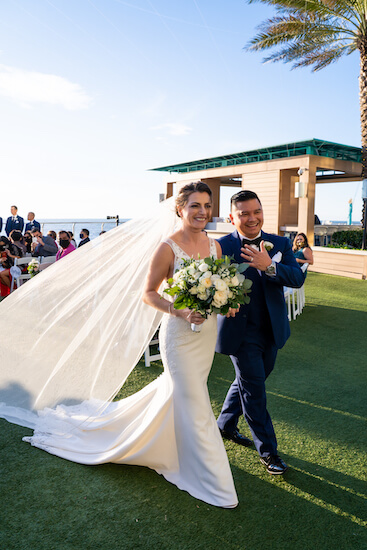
xmin=0 ymin=64 xmax=92 ymax=110
xmin=150 ymin=122 xmax=192 ymax=136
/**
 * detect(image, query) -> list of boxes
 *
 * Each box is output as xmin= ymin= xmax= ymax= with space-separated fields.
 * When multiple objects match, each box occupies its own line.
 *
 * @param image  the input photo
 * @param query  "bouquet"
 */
xmin=164 ymin=255 xmax=252 ymax=332
xmin=27 ymin=258 xmax=40 ymax=277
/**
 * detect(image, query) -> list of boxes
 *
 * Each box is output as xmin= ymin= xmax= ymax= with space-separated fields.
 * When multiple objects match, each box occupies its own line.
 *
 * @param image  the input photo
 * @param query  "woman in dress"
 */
xmin=1 ymin=183 xmax=238 ymax=508
xmin=142 ymin=181 xmax=238 ymax=507
xmin=292 ymin=232 xmax=313 ymax=267
xmin=0 ymin=235 xmax=23 ymax=296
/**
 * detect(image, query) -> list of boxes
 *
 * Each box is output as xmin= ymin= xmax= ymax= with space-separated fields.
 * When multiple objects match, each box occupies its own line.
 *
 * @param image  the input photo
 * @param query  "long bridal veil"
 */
xmin=0 ymin=197 xmax=177 ymax=430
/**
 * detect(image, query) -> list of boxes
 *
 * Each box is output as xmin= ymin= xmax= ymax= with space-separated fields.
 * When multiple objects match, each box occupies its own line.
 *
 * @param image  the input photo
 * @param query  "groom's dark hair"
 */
xmin=230 ymin=190 xmax=261 ymax=207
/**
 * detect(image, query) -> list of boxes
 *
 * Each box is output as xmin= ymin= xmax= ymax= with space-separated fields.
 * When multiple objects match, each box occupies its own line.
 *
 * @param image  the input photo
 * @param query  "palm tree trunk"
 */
xmin=359 ymin=45 xmax=367 ymax=249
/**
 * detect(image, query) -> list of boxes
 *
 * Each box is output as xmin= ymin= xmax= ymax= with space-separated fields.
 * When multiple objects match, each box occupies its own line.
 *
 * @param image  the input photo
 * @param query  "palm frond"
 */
xmin=248 ymin=0 xmax=363 ymax=30
xmin=245 ymin=3 xmax=361 ymax=71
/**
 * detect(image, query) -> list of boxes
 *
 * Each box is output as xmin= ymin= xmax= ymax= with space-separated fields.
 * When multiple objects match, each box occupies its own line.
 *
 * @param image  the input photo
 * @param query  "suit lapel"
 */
xmin=232 ymin=231 xmax=244 ymax=263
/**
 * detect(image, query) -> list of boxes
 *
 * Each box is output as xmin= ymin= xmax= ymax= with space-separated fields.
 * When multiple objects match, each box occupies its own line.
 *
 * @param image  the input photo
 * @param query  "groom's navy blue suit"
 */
xmin=216 ymin=229 xmax=304 ymax=457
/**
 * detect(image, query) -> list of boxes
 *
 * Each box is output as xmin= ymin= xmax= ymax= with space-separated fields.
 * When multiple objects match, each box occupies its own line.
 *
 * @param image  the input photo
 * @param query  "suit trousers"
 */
xmin=217 ymin=328 xmax=278 ymax=457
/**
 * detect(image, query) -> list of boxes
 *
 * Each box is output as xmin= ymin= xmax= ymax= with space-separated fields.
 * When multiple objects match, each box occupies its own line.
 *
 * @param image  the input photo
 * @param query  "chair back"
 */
xmin=10 ymin=257 xmax=33 ymax=292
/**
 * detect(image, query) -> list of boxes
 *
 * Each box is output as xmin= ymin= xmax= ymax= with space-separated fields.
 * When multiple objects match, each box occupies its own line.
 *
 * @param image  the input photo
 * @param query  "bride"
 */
xmin=0 ymin=182 xmax=238 ymax=508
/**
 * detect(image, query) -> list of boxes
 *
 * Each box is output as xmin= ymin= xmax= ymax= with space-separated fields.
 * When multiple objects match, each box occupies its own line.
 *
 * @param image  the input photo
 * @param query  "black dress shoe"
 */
xmin=219 ymin=429 xmax=253 ymax=447
xmin=260 ymin=454 xmax=288 ymax=475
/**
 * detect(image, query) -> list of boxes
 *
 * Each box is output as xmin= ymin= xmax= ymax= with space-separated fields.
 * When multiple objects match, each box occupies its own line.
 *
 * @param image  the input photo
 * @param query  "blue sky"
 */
xmin=0 ymin=0 xmax=363 ymax=222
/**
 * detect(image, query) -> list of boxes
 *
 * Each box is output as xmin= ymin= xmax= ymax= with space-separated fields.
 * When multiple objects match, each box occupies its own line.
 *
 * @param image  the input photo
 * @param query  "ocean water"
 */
xmin=37 ymin=218 xmax=130 ymax=243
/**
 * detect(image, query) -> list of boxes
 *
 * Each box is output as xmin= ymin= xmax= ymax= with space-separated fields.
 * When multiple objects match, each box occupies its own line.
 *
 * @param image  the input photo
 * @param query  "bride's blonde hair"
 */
xmin=175 ymin=182 xmax=212 ymax=217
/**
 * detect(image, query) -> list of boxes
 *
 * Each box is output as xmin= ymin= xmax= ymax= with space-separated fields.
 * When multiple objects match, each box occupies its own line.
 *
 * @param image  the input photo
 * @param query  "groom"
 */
xmin=216 ymin=190 xmax=305 ymax=474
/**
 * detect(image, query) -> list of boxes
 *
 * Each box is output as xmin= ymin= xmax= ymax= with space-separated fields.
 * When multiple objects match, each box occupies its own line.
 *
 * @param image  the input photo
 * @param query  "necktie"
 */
xmin=242 ymin=236 xmax=262 ymax=248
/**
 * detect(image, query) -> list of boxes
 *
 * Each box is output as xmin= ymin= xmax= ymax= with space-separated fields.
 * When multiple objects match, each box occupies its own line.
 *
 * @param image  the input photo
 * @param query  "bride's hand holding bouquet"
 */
xmin=164 ymin=255 xmax=252 ymax=332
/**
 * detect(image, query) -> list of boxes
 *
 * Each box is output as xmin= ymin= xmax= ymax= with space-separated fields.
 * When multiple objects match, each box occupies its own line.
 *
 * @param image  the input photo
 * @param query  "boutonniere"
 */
xmin=264 ymin=241 xmax=274 ymax=252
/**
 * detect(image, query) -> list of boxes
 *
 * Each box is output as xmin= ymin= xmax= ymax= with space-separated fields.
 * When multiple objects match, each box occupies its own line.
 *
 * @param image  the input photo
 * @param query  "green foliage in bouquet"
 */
xmin=164 ymin=255 xmax=252 ymax=317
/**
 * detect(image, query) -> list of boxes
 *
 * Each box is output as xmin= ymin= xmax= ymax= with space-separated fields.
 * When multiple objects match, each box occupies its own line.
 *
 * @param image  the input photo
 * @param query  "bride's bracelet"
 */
xmin=168 ymin=302 xmax=173 ymax=315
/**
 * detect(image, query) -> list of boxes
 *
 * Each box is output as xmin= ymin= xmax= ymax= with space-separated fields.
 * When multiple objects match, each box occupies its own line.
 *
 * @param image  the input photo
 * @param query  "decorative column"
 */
xmin=297 ymin=161 xmax=316 ymax=245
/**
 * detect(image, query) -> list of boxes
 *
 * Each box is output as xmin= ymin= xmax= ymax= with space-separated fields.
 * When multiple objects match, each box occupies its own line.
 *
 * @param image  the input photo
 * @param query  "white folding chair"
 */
xmin=10 ymin=257 xmax=32 ymax=292
xmin=39 ymin=255 xmax=57 ymax=271
xmin=283 ymin=287 xmax=292 ymax=322
xmin=298 ymin=263 xmax=309 ymax=313
xmin=144 ymin=332 xmax=161 ymax=367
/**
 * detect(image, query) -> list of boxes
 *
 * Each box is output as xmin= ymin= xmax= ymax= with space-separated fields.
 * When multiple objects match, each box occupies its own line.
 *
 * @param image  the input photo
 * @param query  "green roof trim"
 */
xmin=151 ymin=139 xmax=361 ymax=174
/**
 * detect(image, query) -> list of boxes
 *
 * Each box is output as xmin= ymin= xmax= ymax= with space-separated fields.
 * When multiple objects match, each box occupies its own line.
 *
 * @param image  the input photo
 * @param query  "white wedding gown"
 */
xmin=23 ymin=237 xmax=238 ymax=508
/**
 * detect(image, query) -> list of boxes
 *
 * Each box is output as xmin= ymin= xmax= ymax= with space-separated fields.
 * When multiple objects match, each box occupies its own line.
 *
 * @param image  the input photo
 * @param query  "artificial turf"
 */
xmin=1 ymin=272 xmax=366 ymax=550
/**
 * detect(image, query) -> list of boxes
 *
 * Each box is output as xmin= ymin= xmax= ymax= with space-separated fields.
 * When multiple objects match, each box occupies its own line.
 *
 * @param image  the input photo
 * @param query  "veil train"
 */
xmin=0 ymin=197 xmax=177 ymax=431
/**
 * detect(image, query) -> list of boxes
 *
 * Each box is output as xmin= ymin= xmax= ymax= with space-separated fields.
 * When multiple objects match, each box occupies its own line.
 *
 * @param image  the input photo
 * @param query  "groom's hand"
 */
xmin=225 ymin=306 xmax=240 ymax=318
xmin=241 ymin=241 xmax=272 ymax=271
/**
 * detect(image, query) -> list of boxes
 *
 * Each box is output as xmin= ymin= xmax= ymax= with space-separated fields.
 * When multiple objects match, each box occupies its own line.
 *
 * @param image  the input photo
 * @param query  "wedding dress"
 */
xmin=0 ymin=199 xmax=238 ymax=508
xmin=21 ymin=237 xmax=237 ymax=508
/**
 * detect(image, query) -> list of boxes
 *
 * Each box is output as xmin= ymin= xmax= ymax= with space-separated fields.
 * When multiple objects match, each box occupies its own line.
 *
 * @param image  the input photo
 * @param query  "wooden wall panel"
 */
xmin=242 ymin=170 xmax=280 ymax=234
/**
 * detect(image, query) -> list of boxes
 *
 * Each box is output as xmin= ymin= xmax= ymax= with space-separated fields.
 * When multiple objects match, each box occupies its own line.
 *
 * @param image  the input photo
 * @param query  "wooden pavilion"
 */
xmin=152 ymin=139 xmax=362 ymax=246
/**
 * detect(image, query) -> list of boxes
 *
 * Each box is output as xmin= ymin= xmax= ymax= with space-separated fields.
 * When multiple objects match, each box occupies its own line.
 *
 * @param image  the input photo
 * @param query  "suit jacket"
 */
xmin=0 ymin=217 xmax=2 ymax=233
xmin=5 ymin=216 xmax=24 ymax=236
xmin=78 ymin=237 xmax=90 ymax=247
xmin=25 ymin=220 xmax=41 ymax=232
xmin=33 ymin=235 xmax=58 ymax=257
xmin=216 ymin=230 xmax=305 ymax=355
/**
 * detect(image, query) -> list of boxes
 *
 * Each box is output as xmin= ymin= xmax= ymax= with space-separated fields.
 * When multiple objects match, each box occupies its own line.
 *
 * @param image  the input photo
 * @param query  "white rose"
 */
xmin=198 ymin=263 xmax=209 ymax=272
xmin=198 ymin=292 xmax=208 ymax=300
xmin=213 ymin=290 xmax=228 ymax=307
xmin=230 ymin=275 xmax=239 ymax=286
xmin=214 ymin=279 xmax=228 ymax=291
xmin=264 ymin=241 xmax=274 ymax=251
xmin=197 ymin=284 xmax=206 ymax=294
xmin=211 ymin=274 xmax=220 ymax=281
xmin=201 ymin=277 xmax=212 ymax=288
xmin=189 ymin=287 xmax=198 ymax=295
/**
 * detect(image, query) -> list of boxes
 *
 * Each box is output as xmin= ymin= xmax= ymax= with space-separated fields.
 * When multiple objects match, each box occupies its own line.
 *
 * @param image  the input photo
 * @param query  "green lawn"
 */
xmin=1 ymin=272 xmax=366 ymax=550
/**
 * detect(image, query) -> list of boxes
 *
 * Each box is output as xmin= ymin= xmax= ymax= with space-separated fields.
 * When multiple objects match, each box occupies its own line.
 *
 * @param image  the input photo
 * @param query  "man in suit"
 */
xmin=5 ymin=206 xmax=24 ymax=236
xmin=25 ymin=212 xmax=41 ymax=232
xmin=78 ymin=228 xmax=90 ymax=247
xmin=216 ymin=190 xmax=305 ymax=474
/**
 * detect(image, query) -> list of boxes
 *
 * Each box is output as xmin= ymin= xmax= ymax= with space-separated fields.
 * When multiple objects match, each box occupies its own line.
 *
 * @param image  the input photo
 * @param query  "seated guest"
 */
xmin=0 ymin=236 xmax=23 ymax=295
xmin=292 ymin=232 xmax=314 ymax=267
xmin=68 ymin=231 xmax=77 ymax=248
xmin=23 ymin=231 xmax=33 ymax=254
xmin=10 ymin=230 xmax=27 ymax=255
xmin=56 ymin=231 xmax=76 ymax=261
xmin=30 ymin=228 xmax=59 ymax=258
xmin=25 ymin=212 xmax=41 ymax=232
xmin=47 ymin=230 xmax=58 ymax=248
xmin=78 ymin=228 xmax=90 ymax=247
xmin=5 ymin=206 xmax=24 ymax=236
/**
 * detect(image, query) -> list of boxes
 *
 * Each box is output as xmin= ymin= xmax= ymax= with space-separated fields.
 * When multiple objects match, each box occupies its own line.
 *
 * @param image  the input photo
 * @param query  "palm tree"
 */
xmin=245 ymin=0 xmax=367 ymax=248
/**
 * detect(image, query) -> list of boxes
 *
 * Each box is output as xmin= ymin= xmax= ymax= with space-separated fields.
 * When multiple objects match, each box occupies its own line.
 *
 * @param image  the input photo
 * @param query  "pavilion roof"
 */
xmin=151 ymin=139 xmax=361 ymax=174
